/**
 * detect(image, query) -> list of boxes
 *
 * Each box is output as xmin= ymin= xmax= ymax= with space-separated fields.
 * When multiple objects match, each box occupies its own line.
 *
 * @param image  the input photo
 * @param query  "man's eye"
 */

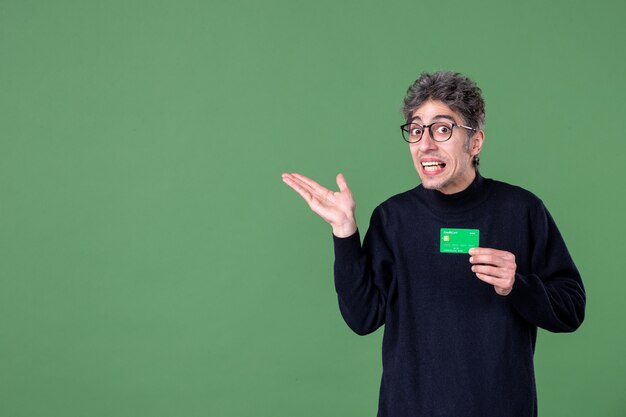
xmin=436 ymin=125 xmax=451 ymax=134
xmin=410 ymin=128 xmax=423 ymax=136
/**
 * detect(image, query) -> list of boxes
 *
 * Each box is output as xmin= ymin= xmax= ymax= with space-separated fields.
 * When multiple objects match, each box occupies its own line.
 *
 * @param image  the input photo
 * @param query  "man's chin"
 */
xmin=419 ymin=176 xmax=446 ymax=191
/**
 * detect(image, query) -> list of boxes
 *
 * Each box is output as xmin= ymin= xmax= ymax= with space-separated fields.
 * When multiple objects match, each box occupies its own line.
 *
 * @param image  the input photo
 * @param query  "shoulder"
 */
xmin=486 ymin=178 xmax=545 ymax=209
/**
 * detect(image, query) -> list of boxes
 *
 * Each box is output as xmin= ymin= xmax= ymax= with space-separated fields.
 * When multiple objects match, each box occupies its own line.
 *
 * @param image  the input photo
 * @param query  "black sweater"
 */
xmin=332 ymin=175 xmax=585 ymax=417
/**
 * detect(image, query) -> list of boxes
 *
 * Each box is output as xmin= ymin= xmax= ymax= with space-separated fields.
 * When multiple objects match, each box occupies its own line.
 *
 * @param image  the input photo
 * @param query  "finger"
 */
xmin=282 ymin=175 xmax=317 ymax=205
xmin=336 ymin=173 xmax=350 ymax=193
xmin=474 ymin=272 xmax=500 ymax=286
xmin=283 ymin=173 xmax=313 ymax=189
xmin=291 ymin=173 xmax=331 ymax=195
xmin=468 ymin=247 xmax=515 ymax=260
xmin=283 ymin=174 xmax=326 ymax=202
xmin=469 ymin=254 xmax=512 ymax=267
xmin=474 ymin=271 xmax=512 ymax=288
xmin=468 ymin=247 xmax=511 ymax=257
xmin=471 ymin=264 xmax=509 ymax=279
xmin=474 ymin=272 xmax=513 ymax=296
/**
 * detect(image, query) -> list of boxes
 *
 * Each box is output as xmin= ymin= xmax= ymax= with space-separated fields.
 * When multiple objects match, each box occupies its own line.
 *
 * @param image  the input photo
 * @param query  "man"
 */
xmin=282 ymin=71 xmax=585 ymax=416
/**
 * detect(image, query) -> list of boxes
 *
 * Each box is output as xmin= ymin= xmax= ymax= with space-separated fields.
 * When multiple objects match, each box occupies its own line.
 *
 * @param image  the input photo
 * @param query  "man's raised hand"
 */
xmin=282 ymin=172 xmax=357 ymax=237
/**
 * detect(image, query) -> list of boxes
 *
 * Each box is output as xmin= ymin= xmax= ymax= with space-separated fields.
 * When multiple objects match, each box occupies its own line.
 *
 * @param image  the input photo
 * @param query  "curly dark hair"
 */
xmin=402 ymin=71 xmax=485 ymax=167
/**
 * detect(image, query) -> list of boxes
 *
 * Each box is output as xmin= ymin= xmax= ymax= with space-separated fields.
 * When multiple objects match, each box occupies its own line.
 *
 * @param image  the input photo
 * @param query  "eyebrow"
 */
xmin=409 ymin=114 xmax=457 ymax=123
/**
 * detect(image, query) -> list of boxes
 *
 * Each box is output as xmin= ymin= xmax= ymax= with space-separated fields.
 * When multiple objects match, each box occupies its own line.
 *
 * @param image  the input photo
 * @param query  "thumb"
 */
xmin=336 ymin=173 xmax=350 ymax=192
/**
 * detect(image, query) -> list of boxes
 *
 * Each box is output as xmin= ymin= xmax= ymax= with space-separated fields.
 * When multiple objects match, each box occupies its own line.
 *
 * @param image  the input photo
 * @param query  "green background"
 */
xmin=1 ymin=0 xmax=624 ymax=416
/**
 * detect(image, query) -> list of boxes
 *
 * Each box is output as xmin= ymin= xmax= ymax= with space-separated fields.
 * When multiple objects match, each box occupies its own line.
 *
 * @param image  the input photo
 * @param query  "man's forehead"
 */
xmin=409 ymin=100 xmax=461 ymax=122
xmin=409 ymin=113 xmax=457 ymax=123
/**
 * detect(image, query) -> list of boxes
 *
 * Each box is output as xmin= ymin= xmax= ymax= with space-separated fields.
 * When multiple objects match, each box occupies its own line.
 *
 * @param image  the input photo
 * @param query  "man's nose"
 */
xmin=417 ymin=129 xmax=438 ymax=151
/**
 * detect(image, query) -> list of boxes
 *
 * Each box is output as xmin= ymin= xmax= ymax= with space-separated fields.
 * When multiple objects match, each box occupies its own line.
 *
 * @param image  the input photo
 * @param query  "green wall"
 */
xmin=1 ymin=1 xmax=624 ymax=416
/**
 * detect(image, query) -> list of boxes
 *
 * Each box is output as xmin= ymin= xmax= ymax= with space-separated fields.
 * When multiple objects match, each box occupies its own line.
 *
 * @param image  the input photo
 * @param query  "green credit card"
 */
xmin=440 ymin=228 xmax=480 ymax=254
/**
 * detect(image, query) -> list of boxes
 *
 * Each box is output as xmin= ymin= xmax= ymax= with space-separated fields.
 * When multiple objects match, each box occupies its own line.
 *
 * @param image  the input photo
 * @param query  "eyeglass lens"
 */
xmin=403 ymin=122 xmax=453 ymax=142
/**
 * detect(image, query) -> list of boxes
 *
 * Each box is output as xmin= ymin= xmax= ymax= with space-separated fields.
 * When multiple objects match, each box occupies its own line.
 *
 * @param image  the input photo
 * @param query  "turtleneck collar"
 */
xmin=419 ymin=173 xmax=493 ymax=215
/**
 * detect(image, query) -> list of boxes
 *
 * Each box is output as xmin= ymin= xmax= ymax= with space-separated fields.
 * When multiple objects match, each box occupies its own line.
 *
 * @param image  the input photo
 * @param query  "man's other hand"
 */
xmin=282 ymin=172 xmax=357 ymax=238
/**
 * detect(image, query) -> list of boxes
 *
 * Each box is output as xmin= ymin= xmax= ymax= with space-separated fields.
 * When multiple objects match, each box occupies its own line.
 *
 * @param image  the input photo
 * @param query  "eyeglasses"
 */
xmin=400 ymin=121 xmax=475 ymax=143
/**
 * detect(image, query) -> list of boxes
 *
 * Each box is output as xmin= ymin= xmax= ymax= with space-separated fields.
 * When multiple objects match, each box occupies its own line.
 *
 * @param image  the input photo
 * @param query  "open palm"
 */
xmin=282 ymin=172 xmax=357 ymax=237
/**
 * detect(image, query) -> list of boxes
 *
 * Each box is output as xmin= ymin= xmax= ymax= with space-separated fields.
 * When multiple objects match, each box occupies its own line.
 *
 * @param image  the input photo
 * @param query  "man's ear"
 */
xmin=470 ymin=130 xmax=485 ymax=157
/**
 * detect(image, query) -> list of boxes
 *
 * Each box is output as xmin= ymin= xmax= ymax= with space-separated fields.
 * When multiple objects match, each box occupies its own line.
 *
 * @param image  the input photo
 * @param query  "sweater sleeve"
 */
xmin=333 ymin=206 xmax=394 ymax=336
xmin=507 ymin=202 xmax=586 ymax=332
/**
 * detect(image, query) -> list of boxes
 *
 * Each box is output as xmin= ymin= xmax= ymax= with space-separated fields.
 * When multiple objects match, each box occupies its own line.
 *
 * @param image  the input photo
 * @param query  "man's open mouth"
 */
xmin=421 ymin=161 xmax=446 ymax=172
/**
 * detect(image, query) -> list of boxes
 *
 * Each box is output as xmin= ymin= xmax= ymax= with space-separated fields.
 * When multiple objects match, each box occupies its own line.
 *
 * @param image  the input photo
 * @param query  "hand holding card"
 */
xmin=468 ymin=247 xmax=517 ymax=296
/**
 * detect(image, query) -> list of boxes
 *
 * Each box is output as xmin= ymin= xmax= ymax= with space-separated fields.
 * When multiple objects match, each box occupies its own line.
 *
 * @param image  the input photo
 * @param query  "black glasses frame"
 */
xmin=400 ymin=122 xmax=476 ymax=143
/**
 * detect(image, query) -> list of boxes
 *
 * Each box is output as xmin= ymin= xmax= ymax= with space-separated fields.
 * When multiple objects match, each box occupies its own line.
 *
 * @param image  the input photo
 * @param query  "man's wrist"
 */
xmin=332 ymin=219 xmax=357 ymax=238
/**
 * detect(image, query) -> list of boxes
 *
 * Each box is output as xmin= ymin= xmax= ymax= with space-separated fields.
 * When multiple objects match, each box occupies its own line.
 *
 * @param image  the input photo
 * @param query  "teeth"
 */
xmin=422 ymin=161 xmax=445 ymax=172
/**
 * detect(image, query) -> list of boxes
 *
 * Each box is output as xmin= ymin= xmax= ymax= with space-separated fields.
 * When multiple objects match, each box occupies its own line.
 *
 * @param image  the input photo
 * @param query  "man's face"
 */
xmin=408 ymin=100 xmax=484 ymax=195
